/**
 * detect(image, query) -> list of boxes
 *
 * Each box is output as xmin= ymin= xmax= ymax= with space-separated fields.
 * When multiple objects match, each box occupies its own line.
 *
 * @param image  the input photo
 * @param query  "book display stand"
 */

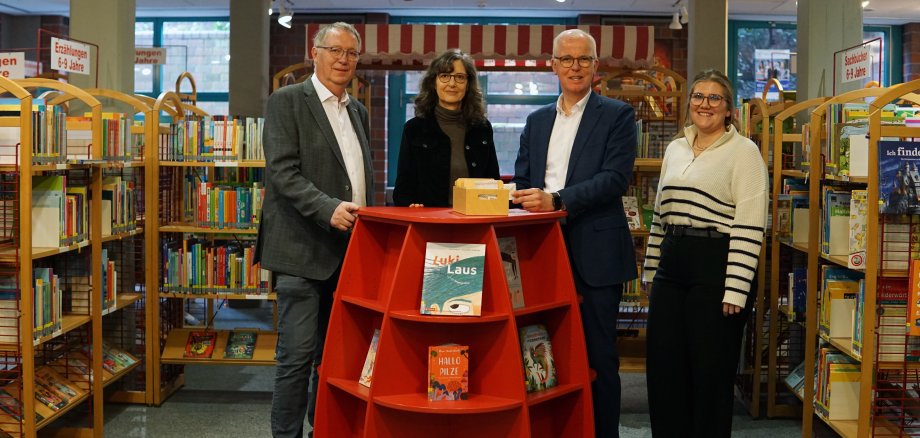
xmin=315 ymin=207 xmax=594 ymax=437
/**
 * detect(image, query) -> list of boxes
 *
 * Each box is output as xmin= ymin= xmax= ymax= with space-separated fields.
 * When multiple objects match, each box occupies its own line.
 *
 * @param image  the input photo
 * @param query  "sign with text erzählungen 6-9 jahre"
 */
xmin=51 ymin=37 xmax=90 ymax=75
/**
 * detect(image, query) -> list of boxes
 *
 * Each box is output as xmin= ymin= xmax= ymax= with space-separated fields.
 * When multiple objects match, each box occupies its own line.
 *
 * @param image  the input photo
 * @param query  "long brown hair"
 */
xmin=674 ymin=69 xmax=739 ymax=140
xmin=413 ymin=49 xmax=487 ymax=125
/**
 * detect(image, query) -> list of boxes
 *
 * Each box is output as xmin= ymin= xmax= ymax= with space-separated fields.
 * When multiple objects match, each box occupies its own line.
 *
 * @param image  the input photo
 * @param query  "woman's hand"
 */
xmin=722 ymin=303 xmax=742 ymax=316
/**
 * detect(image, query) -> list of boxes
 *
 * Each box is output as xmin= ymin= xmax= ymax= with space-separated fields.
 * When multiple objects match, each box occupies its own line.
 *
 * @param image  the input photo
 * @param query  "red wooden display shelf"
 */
xmin=374 ymin=393 xmax=522 ymax=413
xmin=315 ymin=207 xmax=593 ymax=438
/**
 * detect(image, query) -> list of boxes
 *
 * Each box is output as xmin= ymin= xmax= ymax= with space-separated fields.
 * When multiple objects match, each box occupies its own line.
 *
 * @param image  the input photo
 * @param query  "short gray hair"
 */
xmin=552 ymin=29 xmax=597 ymax=58
xmin=313 ymin=22 xmax=362 ymax=52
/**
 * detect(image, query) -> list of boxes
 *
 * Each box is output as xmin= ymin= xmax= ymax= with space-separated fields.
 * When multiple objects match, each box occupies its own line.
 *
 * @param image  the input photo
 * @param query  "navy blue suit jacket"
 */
xmin=512 ymin=92 xmax=638 ymax=287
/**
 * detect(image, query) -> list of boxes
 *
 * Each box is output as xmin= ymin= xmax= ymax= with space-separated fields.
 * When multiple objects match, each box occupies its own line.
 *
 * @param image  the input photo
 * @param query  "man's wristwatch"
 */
xmin=551 ymin=191 xmax=563 ymax=211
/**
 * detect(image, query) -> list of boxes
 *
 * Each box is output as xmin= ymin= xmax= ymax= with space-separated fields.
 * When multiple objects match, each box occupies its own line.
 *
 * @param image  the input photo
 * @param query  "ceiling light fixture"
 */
xmin=669 ymin=12 xmax=682 ymax=30
xmin=555 ymin=0 xmax=567 ymax=3
xmin=680 ymin=5 xmax=689 ymax=24
xmin=267 ymin=0 xmax=274 ymax=15
xmin=277 ymin=0 xmax=293 ymax=28
xmin=861 ymin=1 xmax=869 ymax=8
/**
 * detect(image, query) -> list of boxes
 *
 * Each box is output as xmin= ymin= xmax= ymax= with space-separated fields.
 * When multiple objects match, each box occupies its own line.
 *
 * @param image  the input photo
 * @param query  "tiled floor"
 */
xmin=103 ymin=301 xmax=802 ymax=437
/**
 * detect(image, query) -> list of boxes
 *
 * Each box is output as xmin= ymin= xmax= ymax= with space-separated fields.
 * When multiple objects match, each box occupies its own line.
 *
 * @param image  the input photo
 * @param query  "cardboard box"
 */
xmin=452 ymin=178 xmax=509 ymax=216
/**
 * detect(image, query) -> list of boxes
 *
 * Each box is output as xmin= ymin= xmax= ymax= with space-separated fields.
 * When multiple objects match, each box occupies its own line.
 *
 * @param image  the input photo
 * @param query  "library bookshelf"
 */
xmin=143 ymin=90 xmax=273 ymax=406
xmin=734 ymin=94 xmax=790 ymax=418
xmin=782 ymin=82 xmax=920 ymax=438
xmin=766 ymin=96 xmax=828 ymax=421
xmin=0 ymin=77 xmax=153 ymax=437
xmin=315 ymin=208 xmax=594 ymax=438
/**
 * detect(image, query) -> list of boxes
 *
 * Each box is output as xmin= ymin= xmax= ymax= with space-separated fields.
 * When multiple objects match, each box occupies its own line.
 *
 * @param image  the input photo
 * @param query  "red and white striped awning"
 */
xmin=305 ymin=24 xmax=654 ymax=69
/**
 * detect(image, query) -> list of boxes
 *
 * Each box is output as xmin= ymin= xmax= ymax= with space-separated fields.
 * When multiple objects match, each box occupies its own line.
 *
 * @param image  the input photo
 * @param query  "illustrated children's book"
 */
xmin=358 ymin=328 xmax=381 ymax=388
xmin=102 ymin=344 xmax=138 ymax=373
xmin=622 ymin=196 xmax=643 ymax=231
xmin=497 ymin=236 xmax=525 ymax=309
xmin=184 ymin=331 xmax=217 ymax=358
xmin=427 ymin=344 xmax=469 ymax=401
xmin=519 ymin=324 xmax=557 ymax=392
xmin=420 ymin=242 xmax=486 ymax=316
xmin=879 ymin=140 xmax=920 ymax=215
xmin=224 ymin=330 xmax=258 ymax=360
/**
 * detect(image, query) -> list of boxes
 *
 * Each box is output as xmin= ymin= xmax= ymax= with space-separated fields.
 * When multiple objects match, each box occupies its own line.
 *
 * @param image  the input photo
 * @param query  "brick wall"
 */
xmin=584 ymin=15 xmax=688 ymax=81
xmin=39 ymin=16 xmax=70 ymax=72
xmin=904 ymin=23 xmax=920 ymax=82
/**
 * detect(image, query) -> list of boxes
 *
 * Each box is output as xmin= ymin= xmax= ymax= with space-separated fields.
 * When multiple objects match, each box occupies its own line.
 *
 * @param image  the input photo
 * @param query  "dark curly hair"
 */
xmin=414 ymin=49 xmax=487 ymax=125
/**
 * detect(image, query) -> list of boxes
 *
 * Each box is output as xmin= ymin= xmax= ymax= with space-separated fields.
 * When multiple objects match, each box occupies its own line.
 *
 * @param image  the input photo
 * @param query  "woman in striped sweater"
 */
xmin=642 ymin=69 xmax=768 ymax=437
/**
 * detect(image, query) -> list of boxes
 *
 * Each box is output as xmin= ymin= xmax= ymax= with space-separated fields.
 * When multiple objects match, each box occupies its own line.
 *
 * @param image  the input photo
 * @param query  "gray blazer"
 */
xmin=254 ymin=79 xmax=373 ymax=281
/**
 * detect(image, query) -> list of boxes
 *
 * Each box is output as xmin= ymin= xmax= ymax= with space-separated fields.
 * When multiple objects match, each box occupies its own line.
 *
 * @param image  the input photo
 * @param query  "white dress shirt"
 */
xmin=311 ymin=74 xmax=366 ymax=206
xmin=544 ymin=92 xmax=590 ymax=193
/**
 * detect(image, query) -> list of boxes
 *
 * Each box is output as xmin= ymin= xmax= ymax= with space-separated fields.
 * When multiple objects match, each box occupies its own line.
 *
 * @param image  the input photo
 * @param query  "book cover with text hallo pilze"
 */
xmin=420 ymin=242 xmax=486 ymax=316
xmin=428 ymin=344 xmax=469 ymax=401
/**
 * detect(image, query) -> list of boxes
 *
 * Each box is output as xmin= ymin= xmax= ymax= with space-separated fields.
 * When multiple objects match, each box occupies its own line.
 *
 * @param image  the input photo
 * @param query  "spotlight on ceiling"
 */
xmin=679 ymin=5 xmax=689 ymax=24
xmin=669 ymin=12 xmax=682 ymax=30
xmin=277 ymin=0 xmax=293 ymax=28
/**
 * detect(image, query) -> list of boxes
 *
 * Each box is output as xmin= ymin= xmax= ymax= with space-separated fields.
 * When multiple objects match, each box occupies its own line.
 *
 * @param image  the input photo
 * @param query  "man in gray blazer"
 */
xmin=254 ymin=22 xmax=372 ymax=438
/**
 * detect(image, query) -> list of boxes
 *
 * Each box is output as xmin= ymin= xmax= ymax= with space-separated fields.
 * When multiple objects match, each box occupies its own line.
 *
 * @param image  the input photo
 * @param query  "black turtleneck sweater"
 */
xmin=435 ymin=105 xmax=468 ymax=203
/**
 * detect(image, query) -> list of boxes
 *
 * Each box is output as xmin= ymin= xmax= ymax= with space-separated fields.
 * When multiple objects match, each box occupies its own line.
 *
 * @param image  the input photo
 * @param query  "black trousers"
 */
xmin=646 ymin=232 xmax=749 ymax=438
xmin=575 ymin=274 xmax=623 ymax=438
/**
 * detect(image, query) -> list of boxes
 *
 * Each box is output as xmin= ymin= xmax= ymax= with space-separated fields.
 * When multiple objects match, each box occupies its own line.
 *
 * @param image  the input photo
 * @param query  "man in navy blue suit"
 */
xmin=511 ymin=29 xmax=637 ymax=438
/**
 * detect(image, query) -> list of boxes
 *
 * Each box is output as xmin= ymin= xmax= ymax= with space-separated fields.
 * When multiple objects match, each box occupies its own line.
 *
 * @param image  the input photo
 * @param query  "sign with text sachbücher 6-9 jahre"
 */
xmin=51 ymin=37 xmax=90 ymax=75
xmin=841 ymin=45 xmax=871 ymax=84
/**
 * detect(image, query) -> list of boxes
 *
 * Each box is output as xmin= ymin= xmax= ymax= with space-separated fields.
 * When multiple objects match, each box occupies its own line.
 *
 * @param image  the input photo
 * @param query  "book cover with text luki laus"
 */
xmin=420 ymin=242 xmax=486 ymax=316
xmin=428 ymin=344 xmax=469 ymax=401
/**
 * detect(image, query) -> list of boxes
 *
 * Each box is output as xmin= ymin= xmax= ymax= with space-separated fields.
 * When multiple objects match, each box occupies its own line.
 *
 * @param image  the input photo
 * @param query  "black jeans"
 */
xmin=646 ymin=232 xmax=749 ymax=438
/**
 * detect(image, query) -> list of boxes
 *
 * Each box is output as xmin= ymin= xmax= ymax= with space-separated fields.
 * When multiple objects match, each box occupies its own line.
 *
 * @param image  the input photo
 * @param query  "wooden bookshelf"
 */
xmin=160 ymin=328 xmax=277 ymax=366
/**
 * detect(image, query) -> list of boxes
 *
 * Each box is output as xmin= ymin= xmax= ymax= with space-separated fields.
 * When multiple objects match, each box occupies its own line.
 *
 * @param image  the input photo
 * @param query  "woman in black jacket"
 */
xmin=393 ymin=49 xmax=500 ymax=207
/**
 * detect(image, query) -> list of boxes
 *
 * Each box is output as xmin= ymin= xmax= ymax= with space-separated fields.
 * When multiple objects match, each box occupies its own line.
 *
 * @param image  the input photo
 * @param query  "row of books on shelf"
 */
xmin=634 ymin=119 xmax=670 ymax=159
xmin=775 ymin=177 xmax=919 ymax=273
xmin=824 ymin=104 xmax=920 ymax=178
xmin=182 ymin=179 xmax=264 ymax=230
xmin=0 ymin=343 xmax=138 ymax=429
xmin=20 ymin=258 xmax=120 ymax=342
xmin=30 ymin=175 xmax=137 ymax=249
xmin=782 ymin=345 xmax=862 ymax=422
xmin=183 ymin=330 xmax=257 ymax=360
xmin=161 ymin=116 xmax=265 ymax=162
xmin=66 ymin=113 xmax=143 ymax=161
xmin=161 ymin=240 xmax=269 ymax=294
xmin=0 ymin=100 xmax=66 ymax=165
xmin=357 ymin=324 xmax=557 ymax=400
xmin=0 ymin=101 xmax=150 ymax=165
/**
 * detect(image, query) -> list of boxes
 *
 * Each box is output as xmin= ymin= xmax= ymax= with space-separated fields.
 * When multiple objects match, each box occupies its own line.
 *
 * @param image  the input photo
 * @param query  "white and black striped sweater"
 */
xmin=642 ymin=125 xmax=769 ymax=308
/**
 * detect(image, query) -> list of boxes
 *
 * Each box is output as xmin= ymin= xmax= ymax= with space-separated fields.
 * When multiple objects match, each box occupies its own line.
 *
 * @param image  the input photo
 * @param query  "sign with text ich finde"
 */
xmin=135 ymin=47 xmax=166 ymax=65
xmin=842 ymin=46 xmax=871 ymax=84
xmin=51 ymin=37 xmax=91 ymax=75
xmin=0 ymin=53 xmax=25 ymax=79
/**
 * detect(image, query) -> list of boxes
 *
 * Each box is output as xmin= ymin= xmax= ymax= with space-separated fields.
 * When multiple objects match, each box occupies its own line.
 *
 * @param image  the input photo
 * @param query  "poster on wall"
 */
xmin=754 ymin=49 xmax=792 ymax=100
